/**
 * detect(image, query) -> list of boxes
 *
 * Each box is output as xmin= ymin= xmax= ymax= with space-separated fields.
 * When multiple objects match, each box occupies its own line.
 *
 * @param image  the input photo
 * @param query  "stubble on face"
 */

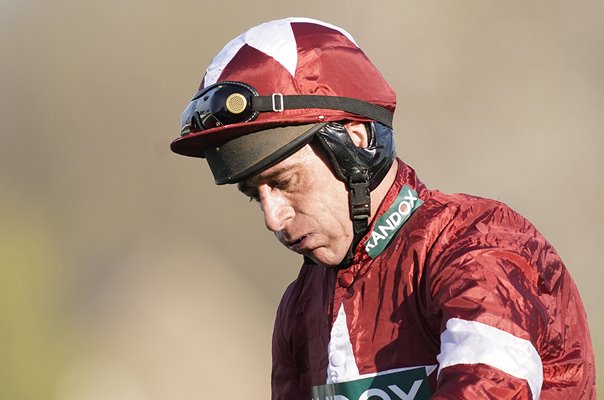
xmin=237 ymin=144 xmax=353 ymax=267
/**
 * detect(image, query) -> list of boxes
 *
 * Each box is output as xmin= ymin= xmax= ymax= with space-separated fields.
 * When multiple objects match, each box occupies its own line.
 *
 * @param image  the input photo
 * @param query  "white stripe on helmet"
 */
xmin=204 ymin=17 xmax=358 ymax=87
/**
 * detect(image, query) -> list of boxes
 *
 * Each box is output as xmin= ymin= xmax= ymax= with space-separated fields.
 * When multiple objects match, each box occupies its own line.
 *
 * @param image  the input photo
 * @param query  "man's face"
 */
xmin=238 ymin=143 xmax=352 ymax=267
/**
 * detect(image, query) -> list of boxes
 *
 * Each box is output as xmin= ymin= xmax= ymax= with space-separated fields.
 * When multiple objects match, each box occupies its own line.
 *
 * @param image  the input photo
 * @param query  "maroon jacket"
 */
xmin=272 ymin=160 xmax=595 ymax=399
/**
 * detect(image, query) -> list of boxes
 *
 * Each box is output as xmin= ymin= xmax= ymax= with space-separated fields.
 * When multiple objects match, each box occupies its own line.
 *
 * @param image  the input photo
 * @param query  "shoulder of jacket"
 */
xmin=423 ymin=190 xmax=526 ymax=226
xmin=276 ymin=262 xmax=324 ymax=314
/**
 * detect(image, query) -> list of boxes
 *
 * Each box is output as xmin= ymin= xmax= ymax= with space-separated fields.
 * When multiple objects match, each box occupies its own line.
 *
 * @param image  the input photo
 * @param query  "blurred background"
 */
xmin=1 ymin=1 xmax=602 ymax=398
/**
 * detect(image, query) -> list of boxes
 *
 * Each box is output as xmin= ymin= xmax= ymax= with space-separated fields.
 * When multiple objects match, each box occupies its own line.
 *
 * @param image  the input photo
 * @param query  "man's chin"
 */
xmin=306 ymin=249 xmax=346 ymax=268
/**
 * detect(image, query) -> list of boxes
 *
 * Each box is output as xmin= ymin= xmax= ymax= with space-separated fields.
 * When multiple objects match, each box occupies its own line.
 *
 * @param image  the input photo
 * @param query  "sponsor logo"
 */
xmin=365 ymin=185 xmax=422 ymax=258
xmin=311 ymin=367 xmax=431 ymax=400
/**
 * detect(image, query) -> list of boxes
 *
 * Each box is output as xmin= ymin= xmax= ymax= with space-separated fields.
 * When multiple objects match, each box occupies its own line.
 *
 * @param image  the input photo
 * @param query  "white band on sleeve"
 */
xmin=437 ymin=318 xmax=543 ymax=400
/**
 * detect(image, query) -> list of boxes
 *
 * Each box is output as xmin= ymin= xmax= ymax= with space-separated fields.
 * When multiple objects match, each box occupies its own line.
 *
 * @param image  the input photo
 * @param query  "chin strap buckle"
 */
xmin=348 ymin=167 xmax=371 ymax=227
xmin=337 ymin=166 xmax=371 ymax=269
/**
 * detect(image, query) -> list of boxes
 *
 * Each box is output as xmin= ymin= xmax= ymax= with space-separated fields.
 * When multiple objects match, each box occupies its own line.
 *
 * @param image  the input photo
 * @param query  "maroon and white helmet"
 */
xmin=171 ymin=17 xmax=397 ymax=192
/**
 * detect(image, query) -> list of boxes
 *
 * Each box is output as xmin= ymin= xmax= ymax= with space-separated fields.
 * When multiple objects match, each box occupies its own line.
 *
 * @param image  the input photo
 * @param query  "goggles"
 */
xmin=180 ymin=81 xmax=393 ymax=136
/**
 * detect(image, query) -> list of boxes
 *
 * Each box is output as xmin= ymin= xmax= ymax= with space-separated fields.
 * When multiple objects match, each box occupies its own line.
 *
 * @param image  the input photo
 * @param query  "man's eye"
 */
xmin=273 ymin=176 xmax=295 ymax=190
xmin=275 ymin=180 xmax=289 ymax=190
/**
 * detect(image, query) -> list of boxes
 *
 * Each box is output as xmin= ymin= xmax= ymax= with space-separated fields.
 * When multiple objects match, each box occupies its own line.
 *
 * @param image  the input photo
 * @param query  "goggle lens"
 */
xmin=180 ymin=82 xmax=258 ymax=136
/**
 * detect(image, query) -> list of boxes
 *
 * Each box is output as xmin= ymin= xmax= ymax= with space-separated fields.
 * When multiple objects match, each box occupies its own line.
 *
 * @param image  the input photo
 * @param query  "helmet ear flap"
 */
xmin=314 ymin=125 xmax=354 ymax=182
xmin=313 ymin=121 xmax=396 ymax=189
xmin=314 ymin=122 xmax=366 ymax=181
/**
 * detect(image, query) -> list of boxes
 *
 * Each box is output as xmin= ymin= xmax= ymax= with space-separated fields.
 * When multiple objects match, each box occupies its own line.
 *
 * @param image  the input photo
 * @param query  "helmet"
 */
xmin=171 ymin=17 xmax=398 ymax=266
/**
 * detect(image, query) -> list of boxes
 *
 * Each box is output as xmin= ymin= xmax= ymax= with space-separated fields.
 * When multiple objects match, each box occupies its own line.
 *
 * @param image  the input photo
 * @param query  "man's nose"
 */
xmin=258 ymin=185 xmax=294 ymax=232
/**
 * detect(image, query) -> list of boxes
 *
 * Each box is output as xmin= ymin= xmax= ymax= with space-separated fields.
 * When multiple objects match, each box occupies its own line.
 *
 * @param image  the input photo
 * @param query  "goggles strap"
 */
xmin=252 ymin=95 xmax=393 ymax=128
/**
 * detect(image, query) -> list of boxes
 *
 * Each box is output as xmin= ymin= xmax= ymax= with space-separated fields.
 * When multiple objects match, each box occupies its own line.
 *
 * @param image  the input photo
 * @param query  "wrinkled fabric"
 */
xmin=271 ymin=159 xmax=595 ymax=399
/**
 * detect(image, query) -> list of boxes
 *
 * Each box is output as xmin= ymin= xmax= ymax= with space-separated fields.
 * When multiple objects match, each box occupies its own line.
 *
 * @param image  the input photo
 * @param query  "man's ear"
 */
xmin=344 ymin=121 xmax=369 ymax=148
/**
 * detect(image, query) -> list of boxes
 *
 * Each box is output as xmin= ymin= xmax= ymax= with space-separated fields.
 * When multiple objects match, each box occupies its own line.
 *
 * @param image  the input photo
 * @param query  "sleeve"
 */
xmin=427 ymin=203 xmax=549 ymax=399
xmin=271 ymin=288 xmax=305 ymax=400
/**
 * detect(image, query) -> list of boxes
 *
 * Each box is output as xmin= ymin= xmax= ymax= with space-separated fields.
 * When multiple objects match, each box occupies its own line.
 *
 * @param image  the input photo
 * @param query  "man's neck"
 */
xmin=368 ymin=160 xmax=399 ymax=223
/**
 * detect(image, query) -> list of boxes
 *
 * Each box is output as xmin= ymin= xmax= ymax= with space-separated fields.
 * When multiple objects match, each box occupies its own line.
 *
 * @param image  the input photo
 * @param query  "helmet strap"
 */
xmin=314 ymin=124 xmax=373 ymax=268
xmin=339 ymin=166 xmax=371 ymax=267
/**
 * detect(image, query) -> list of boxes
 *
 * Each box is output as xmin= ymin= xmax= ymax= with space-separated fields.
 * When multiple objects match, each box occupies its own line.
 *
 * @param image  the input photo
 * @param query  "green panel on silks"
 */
xmin=311 ymin=367 xmax=431 ymax=400
xmin=365 ymin=185 xmax=423 ymax=259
